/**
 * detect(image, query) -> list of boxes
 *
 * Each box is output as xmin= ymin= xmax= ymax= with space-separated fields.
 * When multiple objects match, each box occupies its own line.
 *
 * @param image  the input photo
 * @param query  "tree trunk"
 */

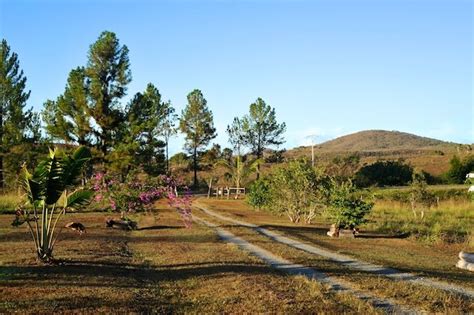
xmin=0 ymin=102 xmax=3 ymax=190
xmin=256 ymin=151 xmax=262 ymax=180
xmin=166 ymin=141 xmax=170 ymax=175
xmin=0 ymin=155 xmax=3 ymax=190
xmin=193 ymin=146 xmax=198 ymax=188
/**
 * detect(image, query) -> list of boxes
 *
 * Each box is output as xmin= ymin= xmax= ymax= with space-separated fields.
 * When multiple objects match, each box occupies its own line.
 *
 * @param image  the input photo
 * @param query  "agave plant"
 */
xmin=13 ymin=146 xmax=92 ymax=263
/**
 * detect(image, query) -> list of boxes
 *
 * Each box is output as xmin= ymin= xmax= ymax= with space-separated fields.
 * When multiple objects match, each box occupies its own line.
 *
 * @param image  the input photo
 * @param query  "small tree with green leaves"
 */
xmin=409 ymin=171 xmax=437 ymax=220
xmin=12 ymin=147 xmax=93 ymax=263
xmin=267 ymin=160 xmax=329 ymax=223
xmin=327 ymin=180 xmax=373 ymax=230
xmin=247 ymin=178 xmax=271 ymax=210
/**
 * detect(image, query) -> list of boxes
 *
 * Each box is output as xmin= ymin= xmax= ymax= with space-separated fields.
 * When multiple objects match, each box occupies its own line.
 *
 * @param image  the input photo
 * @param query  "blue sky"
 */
xmin=1 ymin=0 xmax=472 ymax=154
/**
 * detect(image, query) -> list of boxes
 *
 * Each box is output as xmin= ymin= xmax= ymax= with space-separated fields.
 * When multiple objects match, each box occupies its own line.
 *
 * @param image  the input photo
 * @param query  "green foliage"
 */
xmin=227 ymin=117 xmax=245 ymax=155
xmin=201 ymin=143 xmax=223 ymax=167
xmin=240 ymin=98 xmax=286 ymax=159
xmin=117 ymin=83 xmax=170 ymax=176
xmin=409 ymin=171 xmax=437 ymax=220
xmin=369 ymin=199 xmax=473 ymax=244
xmin=161 ymin=102 xmax=178 ymax=174
xmin=444 ymin=154 xmax=474 ymax=184
xmin=13 ymin=146 xmax=92 ymax=262
xmin=86 ymin=31 xmax=131 ymax=158
xmin=266 ymin=160 xmax=329 ymax=223
xmin=217 ymin=155 xmax=260 ymax=189
xmin=324 ymin=153 xmax=361 ymax=182
xmin=42 ymin=67 xmax=93 ymax=146
xmin=247 ymin=178 xmax=271 ymax=210
xmin=354 ymin=160 xmax=413 ymax=187
xmin=0 ymin=39 xmax=34 ymax=189
xmin=326 ymin=180 xmax=373 ymax=229
xmin=179 ymin=89 xmax=217 ymax=187
xmin=374 ymin=185 xmax=469 ymax=202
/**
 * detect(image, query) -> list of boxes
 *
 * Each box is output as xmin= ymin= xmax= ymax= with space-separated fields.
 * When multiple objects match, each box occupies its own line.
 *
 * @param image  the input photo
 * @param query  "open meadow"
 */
xmin=0 ymin=194 xmax=473 ymax=313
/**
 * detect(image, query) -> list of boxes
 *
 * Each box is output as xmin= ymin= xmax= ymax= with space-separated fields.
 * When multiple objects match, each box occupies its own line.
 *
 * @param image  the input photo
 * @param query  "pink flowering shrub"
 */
xmin=91 ymin=172 xmax=192 ymax=227
xmin=168 ymin=188 xmax=193 ymax=228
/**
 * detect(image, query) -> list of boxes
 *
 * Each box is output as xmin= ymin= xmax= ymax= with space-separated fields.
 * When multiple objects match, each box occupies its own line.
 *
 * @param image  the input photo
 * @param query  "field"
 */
xmin=1 ymin=196 xmax=473 ymax=313
xmin=0 ymin=201 xmax=376 ymax=314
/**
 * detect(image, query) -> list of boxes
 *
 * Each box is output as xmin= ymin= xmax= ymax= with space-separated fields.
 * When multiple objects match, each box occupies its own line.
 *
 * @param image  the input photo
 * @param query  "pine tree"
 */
xmin=42 ymin=67 xmax=93 ymax=146
xmin=240 ymin=98 xmax=286 ymax=178
xmin=160 ymin=101 xmax=177 ymax=175
xmin=86 ymin=31 xmax=131 ymax=160
xmin=0 ymin=39 xmax=32 ymax=189
xmin=125 ymin=83 xmax=167 ymax=175
xmin=179 ymin=89 xmax=216 ymax=187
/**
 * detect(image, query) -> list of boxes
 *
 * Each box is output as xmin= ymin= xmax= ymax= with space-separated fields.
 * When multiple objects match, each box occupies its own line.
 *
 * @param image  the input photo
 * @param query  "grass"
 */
xmin=193 ymin=207 xmax=473 ymax=312
xmin=368 ymin=199 xmax=474 ymax=244
xmin=195 ymin=199 xmax=474 ymax=289
xmin=0 ymin=200 xmax=376 ymax=314
xmin=0 ymin=191 xmax=22 ymax=214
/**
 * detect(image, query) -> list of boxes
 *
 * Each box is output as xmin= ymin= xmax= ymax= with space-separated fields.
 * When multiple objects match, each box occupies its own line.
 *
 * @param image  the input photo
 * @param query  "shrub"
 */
xmin=12 ymin=147 xmax=92 ymax=263
xmin=409 ymin=172 xmax=437 ymax=220
xmin=265 ymin=160 xmax=330 ymax=223
xmin=445 ymin=154 xmax=474 ymax=184
xmin=247 ymin=178 xmax=271 ymax=210
xmin=354 ymin=160 xmax=413 ymax=187
xmin=326 ymin=180 xmax=373 ymax=229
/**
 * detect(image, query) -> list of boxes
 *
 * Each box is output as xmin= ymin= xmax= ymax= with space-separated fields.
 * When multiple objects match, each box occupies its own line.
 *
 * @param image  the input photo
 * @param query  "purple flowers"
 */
xmin=90 ymin=172 xmax=192 ymax=227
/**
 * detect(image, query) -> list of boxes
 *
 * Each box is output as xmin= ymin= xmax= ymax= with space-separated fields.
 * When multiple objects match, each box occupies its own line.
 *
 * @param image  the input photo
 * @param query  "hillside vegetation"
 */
xmin=287 ymin=130 xmax=472 ymax=176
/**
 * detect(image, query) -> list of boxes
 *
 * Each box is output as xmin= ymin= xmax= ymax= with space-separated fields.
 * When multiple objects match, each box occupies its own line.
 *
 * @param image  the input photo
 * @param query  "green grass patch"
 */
xmin=0 ymin=191 xmax=22 ymax=214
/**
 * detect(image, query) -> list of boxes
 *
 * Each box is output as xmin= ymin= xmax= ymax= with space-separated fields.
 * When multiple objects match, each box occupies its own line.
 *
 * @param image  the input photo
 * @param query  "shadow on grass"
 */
xmin=137 ymin=225 xmax=183 ymax=231
xmin=0 ymin=260 xmax=281 ymax=287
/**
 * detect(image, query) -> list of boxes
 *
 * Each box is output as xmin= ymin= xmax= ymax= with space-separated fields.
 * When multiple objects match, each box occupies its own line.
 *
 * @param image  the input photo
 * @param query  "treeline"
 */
xmin=329 ymin=155 xmax=474 ymax=188
xmin=1 ymin=31 xmax=287 ymax=189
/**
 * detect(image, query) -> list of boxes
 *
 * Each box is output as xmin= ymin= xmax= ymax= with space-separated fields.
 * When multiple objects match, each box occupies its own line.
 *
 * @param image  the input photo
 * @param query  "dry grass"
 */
xmin=196 ymin=199 xmax=474 ymax=287
xmin=0 ymin=191 xmax=22 ymax=214
xmin=194 ymin=202 xmax=474 ymax=312
xmin=0 ymin=201 xmax=376 ymax=314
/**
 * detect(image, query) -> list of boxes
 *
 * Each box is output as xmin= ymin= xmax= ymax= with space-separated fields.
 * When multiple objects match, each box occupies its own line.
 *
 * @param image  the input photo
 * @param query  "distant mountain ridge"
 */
xmin=315 ymin=130 xmax=455 ymax=152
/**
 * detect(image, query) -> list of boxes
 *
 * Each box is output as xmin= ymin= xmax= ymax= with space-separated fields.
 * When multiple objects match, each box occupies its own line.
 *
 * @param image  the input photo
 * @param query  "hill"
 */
xmin=286 ymin=130 xmax=472 ymax=176
xmin=315 ymin=130 xmax=450 ymax=152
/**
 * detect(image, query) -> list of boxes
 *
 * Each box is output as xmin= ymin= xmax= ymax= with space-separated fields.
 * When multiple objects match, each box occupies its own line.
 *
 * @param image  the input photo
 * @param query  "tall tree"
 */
xmin=86 ymin=31 xmax=131 ymax=159
xmin=241 ymin=98 xmax=286 ymax=178
xmin=124 ymin=83 xmax=167 ymax=175
xmin=179 ymin=89 xmax=216 ymax=187
xmin=227 ymin=117 xmax=245 ymax=156
xmin=0 ymin=39 xmax=32 ymax=189
xmin=161 ymin=101 xmax=178 ymax=175
xmin=42 ymin=67 xmax=93 ymax=146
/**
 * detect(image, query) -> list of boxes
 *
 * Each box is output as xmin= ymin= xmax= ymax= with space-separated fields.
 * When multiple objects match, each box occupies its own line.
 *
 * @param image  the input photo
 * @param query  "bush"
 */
xmin=326 ymin=180 xmax=373 ymax=229
xmin=247 ymin=178 xmax=271 ymax=210
xmin=354 ymin=160 xmax=413 ymax=187
xmin=265 ymin=160 xmax=330 ymax=223
xmin=409 ymin=172 xmax=437 ymax=220
xmin=444 ymin=154 xmax=474 ymax=184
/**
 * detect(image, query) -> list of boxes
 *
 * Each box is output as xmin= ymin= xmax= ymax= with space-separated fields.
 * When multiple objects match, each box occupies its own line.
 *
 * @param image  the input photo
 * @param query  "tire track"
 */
xmin=194 ymin=214 xmax=418 ymax=314
xmin=195 ymin=204 xmax=474 ymax=299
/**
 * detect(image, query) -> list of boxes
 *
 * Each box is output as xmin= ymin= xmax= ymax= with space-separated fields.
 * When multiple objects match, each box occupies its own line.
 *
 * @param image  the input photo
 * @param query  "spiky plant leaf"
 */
xmin=62 ymin=146 xmax=91 ymax=188
xmin=66 ymin=190 xmax=93 ymax=211
xmin=40 ymin=150 xmax=65 ymax=205
xmin=19 ymin=164 xmax=42 ymax=204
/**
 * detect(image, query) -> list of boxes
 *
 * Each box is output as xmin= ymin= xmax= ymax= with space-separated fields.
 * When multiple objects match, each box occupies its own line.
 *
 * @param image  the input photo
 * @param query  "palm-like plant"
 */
xmin=216 ymin=155 xmax=261 ymax=189
xmin=13 ymin=146 xmax=92 ymax=263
